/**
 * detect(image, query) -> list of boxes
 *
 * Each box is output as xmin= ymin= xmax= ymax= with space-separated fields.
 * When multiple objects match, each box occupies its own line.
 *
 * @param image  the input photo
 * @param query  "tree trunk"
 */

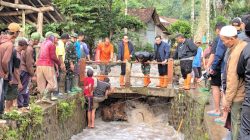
xmin=206 ymin=0 xmax=210 ymax=42
xmin=191 ymin=0 xmax=195 ymax=37
xmin=213 ymin=0 xmax=216 ymax=17
xmin=194 ymin=0 xmax=207 ymax=41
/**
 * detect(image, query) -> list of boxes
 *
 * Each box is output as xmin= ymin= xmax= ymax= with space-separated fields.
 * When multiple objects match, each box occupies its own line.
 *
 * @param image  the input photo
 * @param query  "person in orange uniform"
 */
xmin=96 ymin=38 xmax=114 ymax=80
xmin=117 ymin=35 xmax=134 ymax=86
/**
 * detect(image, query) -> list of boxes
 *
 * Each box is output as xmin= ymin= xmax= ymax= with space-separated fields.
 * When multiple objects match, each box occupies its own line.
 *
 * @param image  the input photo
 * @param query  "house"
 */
xmin=128 ymin=8 xmax=176 ymax=45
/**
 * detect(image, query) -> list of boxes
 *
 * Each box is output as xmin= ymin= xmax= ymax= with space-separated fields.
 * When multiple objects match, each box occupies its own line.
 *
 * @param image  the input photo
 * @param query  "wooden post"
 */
xmin=37 ymin=12 xmax=43 ymax=35
xmin=22 ymin=10 xmax=25 ymax=36
xmin=125 ymin=61 xmax=131 ymax=87
xmin=79 ymin=59 xmax=86 ymax=83
xmin=168 ymin=59 xmax=174 ymax=84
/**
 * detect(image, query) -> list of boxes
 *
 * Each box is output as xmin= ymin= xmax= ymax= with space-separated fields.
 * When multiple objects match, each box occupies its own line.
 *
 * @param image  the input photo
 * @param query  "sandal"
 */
xmin=207 ymin=110 xmax=221 ymax=116
xmin=214 ymin=117 xmax=226 ymax=125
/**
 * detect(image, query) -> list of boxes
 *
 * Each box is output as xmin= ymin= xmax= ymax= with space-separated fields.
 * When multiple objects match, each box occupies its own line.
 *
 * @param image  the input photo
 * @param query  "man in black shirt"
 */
xmin=237 ymin=21 xmax=250 ymax=140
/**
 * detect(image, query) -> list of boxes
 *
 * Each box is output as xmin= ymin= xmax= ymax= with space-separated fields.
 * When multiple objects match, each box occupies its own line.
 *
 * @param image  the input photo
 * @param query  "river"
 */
xmin=71 ymin=100 xmax=184 ymax=140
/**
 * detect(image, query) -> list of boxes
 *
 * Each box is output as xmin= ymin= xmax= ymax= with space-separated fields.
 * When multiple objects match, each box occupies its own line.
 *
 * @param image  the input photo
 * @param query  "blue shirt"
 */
xmin=192 ymin=47 xmax=203 ymax=67
xmin=74 ymin=41 xmax=89 ymax=59
xmin=211 ymin=38 xmax=227 ymax=73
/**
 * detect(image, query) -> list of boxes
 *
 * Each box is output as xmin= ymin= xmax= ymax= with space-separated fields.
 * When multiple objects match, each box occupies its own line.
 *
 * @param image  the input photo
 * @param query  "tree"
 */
xmin=168 ymin=20 xmax=192 ymax=38
xmin=49 ymin=0 xmax=144 ymax=55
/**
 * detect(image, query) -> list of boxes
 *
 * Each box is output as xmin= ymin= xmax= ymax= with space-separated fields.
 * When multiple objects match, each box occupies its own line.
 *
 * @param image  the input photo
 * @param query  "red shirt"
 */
xmin=83 ymin=77 xmax=94 ymax=97
xmin=37 ymin=39 xmax=61 ymax=67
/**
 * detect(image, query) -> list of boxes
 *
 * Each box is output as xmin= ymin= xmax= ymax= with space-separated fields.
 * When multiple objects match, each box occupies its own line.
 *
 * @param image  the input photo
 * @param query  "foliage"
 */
xmin=80 ymin=96 xmax=86 ymax=110
xmin=168 ymin=20 xmax=192 ymax=38
xmin=58 ymin=100 xmax=76 ymax=121
xmin=2 ymin=104 xmax=43 ymax=140
xmin=4 ymin=130 xmax=18 ymax=140
xmin=128 ymin=0 xmax=201 ymax=19
xmin=134 ymin=43 xmax=154 ymax=53
xmin=51 ymin=0 xmax=144 ymax=37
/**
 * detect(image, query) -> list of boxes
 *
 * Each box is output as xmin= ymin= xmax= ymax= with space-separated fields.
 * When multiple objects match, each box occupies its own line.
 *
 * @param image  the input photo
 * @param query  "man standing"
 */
xmin=206 ymin=22 xmax=226 ymax=117
xmin=36 ymin=34 xmax=62 ymax=102
xmin=192 ymin=41 xmax=203 ymax=89
xmin=56 ymin=33 xmax=69 ymax=95
xmin=75 ymin=32 xmax=90 ymax=61
xmin=174 ymin=34 xmax=197 ymax=90
xmin=6 ymin=38 xmax=28 ymax=113
xmin=56 ymin=33 xmax=70 ymax=63
xmin=117 ymin=35 xmax=134 ymax=86
xmin=65 ymin=33 xmax=78 ymax=94
xmin=96 ymin=37 xmax=114 ymax=81
xmin=154 ymin=35 xmax=170 ymax=88
xmin=0 ymin=23 xmax=20 ymax=116
xmin=220 ymin=25 xmax=247 ymax=140
xmin=73 ymin=32 xmax=90 ymax=91
xmin=18 ymin=32 xmax=40 ymax=109
xmin=237 ymin=22 xmax=250 ymax=140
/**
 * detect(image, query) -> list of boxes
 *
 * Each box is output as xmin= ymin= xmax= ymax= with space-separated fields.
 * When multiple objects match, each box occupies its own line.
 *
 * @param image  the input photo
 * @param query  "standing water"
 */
xmin=71 ymin=99 xmax=184 ymax=140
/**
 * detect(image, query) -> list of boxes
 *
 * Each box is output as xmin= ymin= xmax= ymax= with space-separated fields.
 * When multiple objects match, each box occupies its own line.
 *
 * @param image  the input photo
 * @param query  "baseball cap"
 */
xmin=71 ymin=33 xmax=78 ymax=38
xmin=31 ymin=32 xmax=41 ymax=41
xmin=220 ymin=25 xmax=238 ymax=37
xmin=61 ymin=33 xmax=70 ymax=39
xmin=45 ymin=31 xmax=53 ymax=38
xmin=8 ymin=23 xmax=21 ymax=33
xmin=231 ymin=17 xmax=242 ymax=31
xmin=53 ymin=33 xmax=60 ymax=39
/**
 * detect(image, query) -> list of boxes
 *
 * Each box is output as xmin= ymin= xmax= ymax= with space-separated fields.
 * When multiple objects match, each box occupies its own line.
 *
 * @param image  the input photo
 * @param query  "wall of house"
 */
xmin=155 ymin=26 xmax=169 ymax=43
xmin=137 ymin=19 xmax=169 ymax=47
xmin=146 ymin=19 xmax=156 ymax=45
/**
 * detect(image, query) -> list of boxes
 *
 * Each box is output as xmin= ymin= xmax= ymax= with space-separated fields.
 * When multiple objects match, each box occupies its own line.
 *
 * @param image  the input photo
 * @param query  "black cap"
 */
xmin=78 ymin=32 xmax=84 ymax=36
xmin=18 ymin=39 xmax=28 ymax=46
xmin=231 ymin=18 xmax=241 ymax=27
xmin=61 ymin=33 xmax=70 ymax=39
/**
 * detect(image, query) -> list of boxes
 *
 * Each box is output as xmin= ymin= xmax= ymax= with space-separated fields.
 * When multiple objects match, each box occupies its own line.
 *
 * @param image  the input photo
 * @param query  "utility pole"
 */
xmin=124 ymin=0 xmax=128 ymax=34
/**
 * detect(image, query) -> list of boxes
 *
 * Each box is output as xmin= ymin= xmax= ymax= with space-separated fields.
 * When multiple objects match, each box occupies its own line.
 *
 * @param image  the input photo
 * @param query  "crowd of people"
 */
xmin=0 ymin=14 xmax=250 ymax=139
xmin=203 ymin=17 xmax=250 ymax=140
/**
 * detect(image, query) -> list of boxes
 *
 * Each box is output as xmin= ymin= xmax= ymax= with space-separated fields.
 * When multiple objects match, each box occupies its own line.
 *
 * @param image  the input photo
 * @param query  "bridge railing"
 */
xmin=78 ymin=59 xmax=174 ymax=88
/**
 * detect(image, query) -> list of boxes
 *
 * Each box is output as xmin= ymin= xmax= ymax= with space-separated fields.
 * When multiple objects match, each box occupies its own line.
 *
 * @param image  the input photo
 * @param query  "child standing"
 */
xmin=83 ymin=69 xmax=94 ymax=128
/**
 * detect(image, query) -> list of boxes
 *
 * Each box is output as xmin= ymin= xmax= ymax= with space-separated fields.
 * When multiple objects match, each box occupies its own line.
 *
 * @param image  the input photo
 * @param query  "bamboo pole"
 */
xmin=22 ymin=10 xmax=25 ymax=36
xmin=37 ymin=12 xmax=43 ymax=35
xmin=0 ymin=1 xmax=54 ymax=12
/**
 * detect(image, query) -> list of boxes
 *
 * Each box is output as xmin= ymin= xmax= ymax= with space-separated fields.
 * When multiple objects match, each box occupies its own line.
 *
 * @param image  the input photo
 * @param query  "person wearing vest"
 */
xmin=174 ymin=34 xmax=197 ymax=90
xmin=135 ymin=51 xmax=154 ymax=87
xmin=220 ymin=25 xmax=247 ymax=140
xmin=117 ymin=35 xmax=134 ymax=86
xmin=154 ymin=35 xmax=170 ymax=88
xmin=96 ymin=38 xmax=114 ymax=81
xmin=0 ymin=23 xmax=20 ymax=117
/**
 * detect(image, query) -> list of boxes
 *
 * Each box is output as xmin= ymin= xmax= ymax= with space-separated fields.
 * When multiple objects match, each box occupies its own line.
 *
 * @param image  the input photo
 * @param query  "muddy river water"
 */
xmin=71 ymin=100 xmax=184 ymax=140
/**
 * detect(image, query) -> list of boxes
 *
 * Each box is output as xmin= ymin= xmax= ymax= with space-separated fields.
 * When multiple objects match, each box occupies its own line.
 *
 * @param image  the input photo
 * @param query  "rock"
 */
xmin=101 ymin=102 xmax=127 ymax=121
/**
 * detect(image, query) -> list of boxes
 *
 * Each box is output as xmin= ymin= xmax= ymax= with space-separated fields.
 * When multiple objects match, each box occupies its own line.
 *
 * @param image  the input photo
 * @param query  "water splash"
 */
xmin=71 ymin=101 xmax=184 ymax=140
